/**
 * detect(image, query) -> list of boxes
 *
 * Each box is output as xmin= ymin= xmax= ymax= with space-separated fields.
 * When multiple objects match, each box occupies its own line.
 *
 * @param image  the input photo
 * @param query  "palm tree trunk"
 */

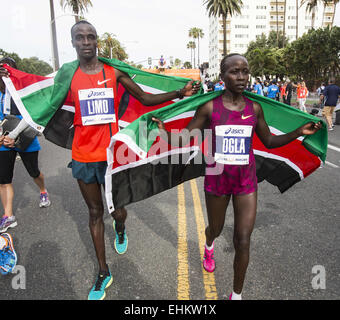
xmin=283 ymin=0 xmax=286 ymax=45
xmin=197 ymin=36 xmax=200 ymax=68
xmin=49 ymin=0 xmax=59 ymax=71
xmin=223 ymin=14 xmax=227 ymax=56
xmin=296 ymin=0 xmax=299 ymax=39
xmin=332 ymin=1 xmax=337 ymax=26
xmin=190 ymin=48 xmax=193 ymax=67
xmin=276 ymin=0 xmax=279 ymax=47
xmin=193 ymin=44 xmax=196 ymax=69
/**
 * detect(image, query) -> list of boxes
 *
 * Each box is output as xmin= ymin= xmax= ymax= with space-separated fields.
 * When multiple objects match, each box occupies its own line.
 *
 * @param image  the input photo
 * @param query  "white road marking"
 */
xmin=328 ymin=144 xmax=340 ymax=153
xmin=325 ymin=161 xmax=339 ymax=168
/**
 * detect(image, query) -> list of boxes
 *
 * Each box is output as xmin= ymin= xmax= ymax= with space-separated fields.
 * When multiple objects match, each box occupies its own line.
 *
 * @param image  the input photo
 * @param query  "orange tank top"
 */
xmin=70 ymin=64 xmax=119 ymax=162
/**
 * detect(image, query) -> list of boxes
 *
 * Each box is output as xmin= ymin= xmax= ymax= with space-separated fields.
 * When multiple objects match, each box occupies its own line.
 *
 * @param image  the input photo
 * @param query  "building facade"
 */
xmin=208 ymin=0 xmax=336 ymax=80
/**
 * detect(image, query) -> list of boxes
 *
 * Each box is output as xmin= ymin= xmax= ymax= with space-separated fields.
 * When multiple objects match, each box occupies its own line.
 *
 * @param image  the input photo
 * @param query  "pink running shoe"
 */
xmin=203 ymin=245 xmax=215 ymax=272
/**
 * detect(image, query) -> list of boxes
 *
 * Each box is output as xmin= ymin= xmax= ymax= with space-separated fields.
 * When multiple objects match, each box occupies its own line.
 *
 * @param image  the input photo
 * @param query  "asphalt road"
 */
xmin=0 ymin=110 xmax=339 ymax=301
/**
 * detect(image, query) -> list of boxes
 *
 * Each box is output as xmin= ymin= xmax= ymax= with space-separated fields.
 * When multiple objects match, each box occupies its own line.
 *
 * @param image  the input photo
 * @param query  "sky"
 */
xmin=1 ymin=0 xmax=210 ymax=68
xmin=1 ymin=1 xmax=340 ymax=69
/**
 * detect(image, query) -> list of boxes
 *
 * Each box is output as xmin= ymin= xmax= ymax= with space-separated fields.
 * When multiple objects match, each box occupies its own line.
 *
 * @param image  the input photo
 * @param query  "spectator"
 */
xmin=285 ymin=81 xmax=293 ymax=106
xmin=322 ymin=78 xmax=340 ymax=131
xmin=214 ymin=80 xmax=225 ymax=91
xmin=297 ymin=81 xmax=308 ymax=113
xmin=267 ymin=80 xmax=279 ymax=100
xmin=253 ymin=78 xmax=264 ymax=96
xmin=0 ymin=57 xmax=51 ymax=234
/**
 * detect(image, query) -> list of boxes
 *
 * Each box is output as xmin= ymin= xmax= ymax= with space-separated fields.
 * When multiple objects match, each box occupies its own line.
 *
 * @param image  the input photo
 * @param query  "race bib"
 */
xmin=78 ymin=88 xmax=115 ymax=126
xmin=214 ymin=125 xmax=252 ymax=165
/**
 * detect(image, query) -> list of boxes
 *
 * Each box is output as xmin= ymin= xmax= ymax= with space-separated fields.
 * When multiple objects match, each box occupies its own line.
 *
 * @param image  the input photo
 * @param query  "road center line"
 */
xmin=177 ymin=183 xmax=190 ymax=300
xmin=190 ymin=179 xmax=218 ymax=300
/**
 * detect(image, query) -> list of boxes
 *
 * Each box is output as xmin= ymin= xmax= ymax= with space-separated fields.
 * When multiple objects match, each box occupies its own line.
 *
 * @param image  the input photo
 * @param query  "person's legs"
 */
xmin=204 ymin=192 xmax=231 ymax=246
xmin=231 ymin=191 xmax=257 ymax=295
xmin=0 ymin=183 xmax=14 ymax=217
xmin=111 ymin=208 xmax=127 ymax=233
xmin=111 ymin=207 xmax=128 ymax=254
xmin=203 ymin=192 xmax=231 ymax=272
xmin=19 ymin=151 xmax=50 ymax=207
xmin=322 ymin=107 xmax=334 ymax=129
xmin=77 ymin=179 xmax=108 ymax=272
xmin=0 ymin=150 xmax=17 ymax=232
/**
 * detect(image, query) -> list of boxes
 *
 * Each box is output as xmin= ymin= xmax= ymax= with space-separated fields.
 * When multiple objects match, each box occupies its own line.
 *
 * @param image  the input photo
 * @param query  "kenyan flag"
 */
xmin=2 ymin=60 xmax=328 ymax=213
xmin=104 ymin=90 xmax=327 ymax=212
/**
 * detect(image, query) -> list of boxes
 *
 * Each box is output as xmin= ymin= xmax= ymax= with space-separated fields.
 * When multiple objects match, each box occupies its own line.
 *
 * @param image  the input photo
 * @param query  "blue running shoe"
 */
xmin=0 ymin=233 xmax=17 ymax=275
xmin=113 ymin=221 xmax=128 ymax=255
xmin=88 ymin=269 xmax=113 ymax=300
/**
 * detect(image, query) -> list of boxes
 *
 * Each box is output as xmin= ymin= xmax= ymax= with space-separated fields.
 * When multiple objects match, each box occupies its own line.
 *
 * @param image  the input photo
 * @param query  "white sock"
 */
xmin=231 ymin=291 xmax=242 ymax=300
xmin=0 ymin=236 xmax=7 ymax=250
xmin=205 ymin=242 xmax=214 ymax=251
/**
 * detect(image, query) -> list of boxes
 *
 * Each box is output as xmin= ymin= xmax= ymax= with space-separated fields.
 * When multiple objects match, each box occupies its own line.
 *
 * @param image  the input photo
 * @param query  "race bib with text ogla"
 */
xmin=78 ymin=88 xmax=116 ymax=126
xmin=214 ymin=125 xmax=252 ymax=165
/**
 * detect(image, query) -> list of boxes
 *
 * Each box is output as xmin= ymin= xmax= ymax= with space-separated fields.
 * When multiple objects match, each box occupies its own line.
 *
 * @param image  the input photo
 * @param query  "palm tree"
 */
xmin=301 ymin=0 xmax=333 ymax=29
xmin=97 ymin=33 xmax=128 ymax=61
xmin=204 ymin=0 xmax=243 ymax=56
xmin=186 ymin=41 xmax=196 ymax=67
xmin=189 ymin=28 xmax=204 ymax=68
xmin=60 ymin=0 xmax=93 ymax=22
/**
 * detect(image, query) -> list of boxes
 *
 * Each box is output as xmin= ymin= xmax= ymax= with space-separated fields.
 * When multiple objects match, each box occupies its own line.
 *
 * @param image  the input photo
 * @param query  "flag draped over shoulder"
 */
xmin=2 ymin=58 xmax=328 ymax=214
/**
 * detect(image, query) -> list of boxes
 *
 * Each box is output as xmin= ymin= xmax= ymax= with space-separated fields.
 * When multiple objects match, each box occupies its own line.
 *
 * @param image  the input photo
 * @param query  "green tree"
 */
xmin=19 ymin=57 xmax=54 ymax=76
xmin=267 ymin=30 xmax=289 ymax=48
xmin=174 ymin=58 xmax=182 ymax=68
xmin=97 ymin=33 xmax=128 ymax=61
xmin=283 ymin=27 xmax=340 ymax=88
xmin=188 ymin=27 xmax=204 ymax=68
xmin=0 ymin=49 xmax=22 ymax=66
xmin=245 ymin=32 xmax=289 ymax=80
xmin=204 ymin=0 xmax=243 ymax=56
xmin=183 ymin=61 xmax=192 ymax=69
xmin=0 ymin=49 xmax=53 ymax=76
xmin=60 ymin=0 xmax=93 ymax=22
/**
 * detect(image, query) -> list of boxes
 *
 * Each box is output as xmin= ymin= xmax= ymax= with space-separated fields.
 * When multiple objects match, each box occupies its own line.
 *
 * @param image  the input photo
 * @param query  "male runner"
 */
xmin=68 ymin=20 xmax=200 ymax=299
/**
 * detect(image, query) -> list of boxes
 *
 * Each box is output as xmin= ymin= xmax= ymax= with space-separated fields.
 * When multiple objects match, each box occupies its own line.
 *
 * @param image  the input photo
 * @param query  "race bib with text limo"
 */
xmin=78 ymin=88 xmax=116 ymax=126
xmin=214 ymin=125 xmax=252 ymax=165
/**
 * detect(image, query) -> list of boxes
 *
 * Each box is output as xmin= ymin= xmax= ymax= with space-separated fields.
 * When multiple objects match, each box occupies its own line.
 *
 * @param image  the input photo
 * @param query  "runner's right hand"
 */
xmin=152 ymin=117 xmax=166 ymax=131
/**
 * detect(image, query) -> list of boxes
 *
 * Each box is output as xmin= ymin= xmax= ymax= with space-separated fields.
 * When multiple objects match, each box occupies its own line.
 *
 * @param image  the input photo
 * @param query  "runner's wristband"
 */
xmin=176 ymin=89 xmax=184 ymax=99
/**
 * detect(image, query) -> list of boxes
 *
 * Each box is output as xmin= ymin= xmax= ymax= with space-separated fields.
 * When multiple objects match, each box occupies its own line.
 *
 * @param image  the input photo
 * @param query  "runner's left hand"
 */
xmin=298 ymin=121 xmax=322 ymax=135
xmin=180 ymin=80 xmax=201 ymax=97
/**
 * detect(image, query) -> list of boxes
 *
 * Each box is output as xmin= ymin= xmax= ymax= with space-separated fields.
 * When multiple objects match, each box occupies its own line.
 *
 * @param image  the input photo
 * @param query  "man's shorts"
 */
xmin=71 ymin=159 xmax=107 ymax=185
xmin=0 ymin=150 xmax=40 ymax=184
xmin=322 ymin=106 xmax=335 ymax=117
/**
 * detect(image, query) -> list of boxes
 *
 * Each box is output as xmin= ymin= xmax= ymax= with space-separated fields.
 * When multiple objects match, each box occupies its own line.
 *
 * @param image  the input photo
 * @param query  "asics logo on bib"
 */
xmin=225 ymin=128 xmax=245 ymax=135
xmin=97 ymin=79 xmax=111 ymax=86
xmin=87 ymin=91 xmax=106 ymax=98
